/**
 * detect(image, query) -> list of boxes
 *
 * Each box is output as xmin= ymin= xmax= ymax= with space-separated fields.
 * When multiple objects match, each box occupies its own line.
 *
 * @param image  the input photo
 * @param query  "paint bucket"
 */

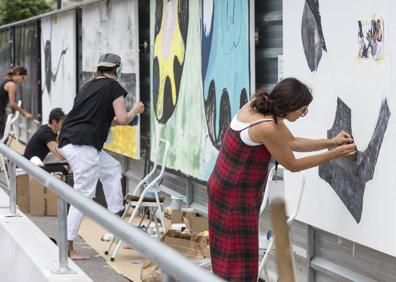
xmin=169 ymin=195 xmax=183 ymax=211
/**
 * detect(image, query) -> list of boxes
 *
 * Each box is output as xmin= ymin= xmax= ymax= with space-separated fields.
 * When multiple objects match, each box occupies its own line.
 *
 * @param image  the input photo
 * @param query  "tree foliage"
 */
xmin=0 ymin=0 xmax=53 ymax=25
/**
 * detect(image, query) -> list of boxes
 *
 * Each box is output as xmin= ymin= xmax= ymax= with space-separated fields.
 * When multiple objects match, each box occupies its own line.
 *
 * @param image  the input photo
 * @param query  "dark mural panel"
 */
xmin=0 ymin=29 xmax=13 ymax=79
xmin=319 ymin=98 xmax=390 ymax=223
xmin=81 ymin=71 xmax=136 ymax=110
xmin=14 ymin=23 xmax=40 ymax=118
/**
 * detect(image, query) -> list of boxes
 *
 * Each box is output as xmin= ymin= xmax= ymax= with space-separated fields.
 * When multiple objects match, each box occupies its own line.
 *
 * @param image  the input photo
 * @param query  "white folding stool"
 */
xmin=105 ymin=138 xmax=170 ymax=261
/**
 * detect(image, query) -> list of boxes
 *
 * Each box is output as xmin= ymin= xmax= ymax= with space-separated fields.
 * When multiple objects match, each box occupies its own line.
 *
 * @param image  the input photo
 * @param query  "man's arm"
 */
xmin=47 ymin=141 xmax=65 ymax=161
xmin=112 ymin=96 xmax=144 ymax=125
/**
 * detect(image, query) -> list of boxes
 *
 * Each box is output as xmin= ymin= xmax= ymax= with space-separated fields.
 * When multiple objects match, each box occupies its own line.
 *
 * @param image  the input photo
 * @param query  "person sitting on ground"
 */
xmin=24 ymin=108 xmax=65 ymax=164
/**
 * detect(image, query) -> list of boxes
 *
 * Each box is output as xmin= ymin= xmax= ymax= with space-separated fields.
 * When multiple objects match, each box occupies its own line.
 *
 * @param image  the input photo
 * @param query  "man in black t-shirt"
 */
xmin=58 ymin=53 xmax=144 ymax=260
xmin=24 ymin=108 xmax=65 ymax=162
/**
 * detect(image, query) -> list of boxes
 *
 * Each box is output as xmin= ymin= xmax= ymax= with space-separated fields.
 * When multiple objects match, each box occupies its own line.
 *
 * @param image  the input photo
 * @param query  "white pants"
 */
xmin=60 ymin=144 xmax=124 ymax=241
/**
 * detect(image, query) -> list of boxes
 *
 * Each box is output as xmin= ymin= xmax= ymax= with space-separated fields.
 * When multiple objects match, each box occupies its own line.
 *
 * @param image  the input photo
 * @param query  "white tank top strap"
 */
xmin=230 ymin=115 xmax=273 ymax=146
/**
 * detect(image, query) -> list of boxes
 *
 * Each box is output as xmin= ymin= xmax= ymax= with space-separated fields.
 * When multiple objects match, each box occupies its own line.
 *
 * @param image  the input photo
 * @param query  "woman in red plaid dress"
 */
xmin=208 ymin=78 xmax=356 ymax=281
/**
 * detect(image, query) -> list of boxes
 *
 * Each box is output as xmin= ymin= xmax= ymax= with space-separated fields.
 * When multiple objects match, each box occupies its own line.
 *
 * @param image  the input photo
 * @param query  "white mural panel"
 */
xmin=82 ymin=0 xmax=140 ymax=159
xmin=283 ymin=0 xmax=396 ymax=257
xmin=41 ymin=11 xmax=76 ymax=122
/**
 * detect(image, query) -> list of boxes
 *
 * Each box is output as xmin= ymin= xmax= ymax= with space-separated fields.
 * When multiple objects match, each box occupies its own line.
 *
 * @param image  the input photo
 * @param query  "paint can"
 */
xmin=169 ymin=195 xmax=183 ymax=211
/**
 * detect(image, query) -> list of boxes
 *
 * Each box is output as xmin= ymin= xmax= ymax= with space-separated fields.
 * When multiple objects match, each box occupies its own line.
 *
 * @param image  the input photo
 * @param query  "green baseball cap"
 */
xmin=97 ymin=53 xmax=121 ymax=67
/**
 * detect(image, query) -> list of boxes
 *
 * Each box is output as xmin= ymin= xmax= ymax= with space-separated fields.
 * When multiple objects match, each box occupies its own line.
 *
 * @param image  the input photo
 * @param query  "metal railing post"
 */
xmin=52 ymin=196 xmax=76 ymax=274
xmin=8 ymin=160 xmax=16 ymax=215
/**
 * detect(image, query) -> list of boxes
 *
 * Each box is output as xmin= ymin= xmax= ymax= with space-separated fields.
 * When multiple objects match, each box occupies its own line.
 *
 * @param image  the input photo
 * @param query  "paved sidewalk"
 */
xmin=29 ymin=216 xmax=131 ymax=282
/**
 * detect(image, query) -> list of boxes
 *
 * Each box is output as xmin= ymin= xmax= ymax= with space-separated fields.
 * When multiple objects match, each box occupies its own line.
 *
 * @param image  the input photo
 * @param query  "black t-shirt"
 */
xmin=24 ymin=124 xmax=57 ymax=161
xmin=59 ymin=77 xmax=127 ymax=151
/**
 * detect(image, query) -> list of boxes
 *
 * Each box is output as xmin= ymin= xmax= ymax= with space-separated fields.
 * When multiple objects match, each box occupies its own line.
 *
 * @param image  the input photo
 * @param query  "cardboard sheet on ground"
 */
xmin=79 ymin=217 xmax=145 ymax=282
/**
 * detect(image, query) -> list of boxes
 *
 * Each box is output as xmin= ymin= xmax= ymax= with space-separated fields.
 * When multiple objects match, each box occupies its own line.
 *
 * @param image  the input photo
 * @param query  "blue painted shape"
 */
xmin=201 ymin=0 xmax=250 ymax=148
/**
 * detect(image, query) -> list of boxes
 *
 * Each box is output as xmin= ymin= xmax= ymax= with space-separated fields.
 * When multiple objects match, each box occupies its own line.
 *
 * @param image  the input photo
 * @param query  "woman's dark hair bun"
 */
xmin=250 ymin=87 xmax=272 ymax=114
xmin=250 ymin=78 xmax=313 ymax=123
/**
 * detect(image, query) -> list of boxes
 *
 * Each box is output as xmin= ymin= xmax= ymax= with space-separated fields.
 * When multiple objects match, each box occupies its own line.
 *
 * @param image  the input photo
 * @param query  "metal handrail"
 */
xmin=0 ymin=142 xmax=224 ymax=282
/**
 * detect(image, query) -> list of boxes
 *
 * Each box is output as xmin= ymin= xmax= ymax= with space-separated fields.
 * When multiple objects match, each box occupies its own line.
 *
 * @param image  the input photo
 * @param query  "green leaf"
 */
xmin=0 ymin=0 xmax=53 ymax=25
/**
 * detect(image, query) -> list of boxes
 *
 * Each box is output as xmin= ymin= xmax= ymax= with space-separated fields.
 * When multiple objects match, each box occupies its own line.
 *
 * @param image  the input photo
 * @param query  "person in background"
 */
xmin=24 ymin=108 xmax=65 ymax=163
xmin=0 ymin=66 xmax=33 ymax=138
xmin=208 ymin=77 xmax=356 ymax=281
xmin=58 ymin=53 xmax=144 ymax=260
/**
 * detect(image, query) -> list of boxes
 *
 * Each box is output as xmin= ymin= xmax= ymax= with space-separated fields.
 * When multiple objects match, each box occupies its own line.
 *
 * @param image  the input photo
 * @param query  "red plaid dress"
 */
xmin=208 ymin=120 xmax=272 ymax=281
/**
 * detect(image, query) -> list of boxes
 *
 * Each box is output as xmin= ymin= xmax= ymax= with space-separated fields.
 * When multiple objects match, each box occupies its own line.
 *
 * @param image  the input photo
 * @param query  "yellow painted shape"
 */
xmin=104 ymin=126 xmax=137 ymax=159
xmin=153 ymin=0 xmax=186 ymax=118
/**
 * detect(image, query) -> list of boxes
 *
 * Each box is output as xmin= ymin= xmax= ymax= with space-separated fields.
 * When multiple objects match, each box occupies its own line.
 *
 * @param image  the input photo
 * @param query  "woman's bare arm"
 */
xmin=6 ymin=82 xmax=33 ymax=120
xmin=280 ymin=122 xmax=353 ymax=152
xmin=112 ymin=96 xmax=144 ymax=125
xmin=252 ymin=123 xmax=356 ymax=172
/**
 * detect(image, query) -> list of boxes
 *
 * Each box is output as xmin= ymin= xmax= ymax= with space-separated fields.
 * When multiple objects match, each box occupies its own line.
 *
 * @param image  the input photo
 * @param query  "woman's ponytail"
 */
xmin=250 ymin=88 xmax=272 ymax=114
xmin=6 ymin=66 xmax=27 ymax=79
xmin=250 ymin=78 xmax=313 ymax=123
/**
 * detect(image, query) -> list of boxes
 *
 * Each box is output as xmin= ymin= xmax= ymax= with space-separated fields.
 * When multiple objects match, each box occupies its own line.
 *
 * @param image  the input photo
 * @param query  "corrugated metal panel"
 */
xmin=0 ymin=29 xmax=13 ymax=78
xmin=192 ymin=182 xmax=207 ymax=214
xmin=14 ymin=23 xmax=41 ymax=119
xmin=161 ymin=171 xmax=187 ymax=197
xmin=315 ymin=231 xmax=396 ymax=281
xmin=255 ymin=0 xmax=283 ymax=90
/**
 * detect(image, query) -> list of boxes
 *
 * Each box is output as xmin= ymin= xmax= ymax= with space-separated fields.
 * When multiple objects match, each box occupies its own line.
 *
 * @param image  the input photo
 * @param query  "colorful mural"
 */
xmin=104 ymin=125 xmax=138 ymax=158
xmin=150 ymin=0 xmax=251 ymax=180
xmin=153 ymin=0 xmax=189 ymax=124
xmin=82 ymin=0 xmax=140 ymax=159
xmin=202 ymin=0 xmax=250 ymax=149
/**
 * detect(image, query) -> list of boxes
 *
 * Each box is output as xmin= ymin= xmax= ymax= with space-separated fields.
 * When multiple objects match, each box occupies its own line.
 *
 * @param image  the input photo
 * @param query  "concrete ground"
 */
xmin=28 ymin=216 xmax=131 ymax=282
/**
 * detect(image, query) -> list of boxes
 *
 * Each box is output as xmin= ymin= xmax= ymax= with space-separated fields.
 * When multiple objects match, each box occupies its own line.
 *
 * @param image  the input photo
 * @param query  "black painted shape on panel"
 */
xmin=152 ymin=58 xmax=160 ymax=120
xmin=154 ymin=0 xmax=163 ymax=37
xmin=218 ymin=89 xmax=231 ymax=148
xmin=43 ymin=40 xmax=68 ymax=94
xmin=205 ymin=80 xmax=218 ymax=148
xmin=319 ymin=97 xmax=390 ymax=223
xmin=44 ymin=40 xmax=52 ymax=92
xmin=240 ymin=88 xmax=248 ymax=109
xmin=301 ymin=0 xmax=327 ymax=72
xmin=204 ymin=80 xmax=232 ymax=150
